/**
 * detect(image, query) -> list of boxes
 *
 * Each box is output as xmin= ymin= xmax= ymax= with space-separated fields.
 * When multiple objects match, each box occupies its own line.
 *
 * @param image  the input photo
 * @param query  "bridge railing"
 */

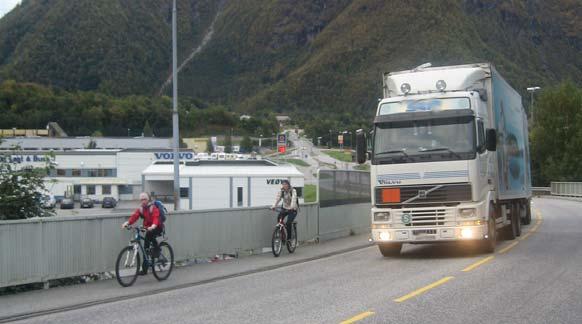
xmin=0 ymin=201 xmax=370 ymax=289
xmin=550 ymin=182 xmax=582 ymax=197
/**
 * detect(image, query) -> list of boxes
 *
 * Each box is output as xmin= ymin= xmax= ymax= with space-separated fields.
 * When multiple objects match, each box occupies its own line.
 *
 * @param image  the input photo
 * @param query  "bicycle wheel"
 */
xmin=272 ymin=227 xmax=283 ymax=257
xmin=152 ymin=242 xmax=174 ymax=281
xmin=286 ymin=223 xmax=297 ymax=253
xmin=115 ymin=246 xmax=140 ymax=287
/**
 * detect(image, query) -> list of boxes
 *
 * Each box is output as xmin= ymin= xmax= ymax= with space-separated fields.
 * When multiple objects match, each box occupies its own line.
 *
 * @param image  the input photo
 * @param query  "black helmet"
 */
xmin=281 ymin=179 xmax=290 ymax=186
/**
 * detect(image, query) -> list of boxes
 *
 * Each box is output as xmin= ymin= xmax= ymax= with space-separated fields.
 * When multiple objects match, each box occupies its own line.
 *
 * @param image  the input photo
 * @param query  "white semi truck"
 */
xmin=356 ymin=63 xmax=532 ymax=256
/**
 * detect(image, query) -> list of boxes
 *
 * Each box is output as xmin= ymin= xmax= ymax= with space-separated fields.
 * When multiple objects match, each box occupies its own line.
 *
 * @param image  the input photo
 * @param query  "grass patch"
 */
xmin=304 ymin=184 xmax=317 ymax=203
xmin=280 ymin=158 xmax=310 ymax=167
xmin=353 ymin=164 xmax=370 ymax=171
xmin=323 ymin=150 xmax=353 ymax=162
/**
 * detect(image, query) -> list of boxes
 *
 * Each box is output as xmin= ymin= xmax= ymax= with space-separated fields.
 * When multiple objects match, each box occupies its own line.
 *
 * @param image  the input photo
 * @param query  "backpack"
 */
xmin=140 ymin=200 xmax=168 ymax=224
xmin=281 ymin=188 xmax=300 ymax=211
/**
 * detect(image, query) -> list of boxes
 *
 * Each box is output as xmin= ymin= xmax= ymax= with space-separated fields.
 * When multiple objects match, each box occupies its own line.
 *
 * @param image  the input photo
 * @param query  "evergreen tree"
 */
xmin=240 ymin=135 xmax=252 ymax=153
xmin=143 ymin=120 xmax=153 ymax=137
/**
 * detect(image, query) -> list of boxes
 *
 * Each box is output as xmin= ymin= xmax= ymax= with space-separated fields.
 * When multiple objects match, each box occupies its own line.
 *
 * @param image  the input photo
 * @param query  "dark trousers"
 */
xmin=278 ymin=209 xmax=297 ymax=239
xmin=144 ymin=227 xmax=163 ymax=257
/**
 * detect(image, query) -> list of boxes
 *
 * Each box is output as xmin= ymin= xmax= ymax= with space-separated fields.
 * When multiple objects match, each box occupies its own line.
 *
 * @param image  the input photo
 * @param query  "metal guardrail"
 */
xmin=0 ymin=202 xmax=370 ymax=288
xmin=532 ymin=187 xmax=551 ymax=196
xmin=550 ymin=182 xmax=582 ymax=197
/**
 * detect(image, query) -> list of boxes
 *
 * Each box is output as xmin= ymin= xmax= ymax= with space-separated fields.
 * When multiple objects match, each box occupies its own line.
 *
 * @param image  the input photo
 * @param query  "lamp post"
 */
xmin=171 ymin=0 xmax=181 ymax=210
xmin=526 ymin=86 xmax=541 ymax=127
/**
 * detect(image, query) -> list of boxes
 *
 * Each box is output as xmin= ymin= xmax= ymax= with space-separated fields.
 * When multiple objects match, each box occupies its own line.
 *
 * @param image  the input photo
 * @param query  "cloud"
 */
xmin=0 ymin=0 xmax=21 ymax=19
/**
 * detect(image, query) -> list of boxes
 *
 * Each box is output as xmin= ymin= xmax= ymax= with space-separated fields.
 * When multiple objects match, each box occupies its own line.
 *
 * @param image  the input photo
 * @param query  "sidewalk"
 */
xmin=0 ymin=233 xmax=372 ymax=320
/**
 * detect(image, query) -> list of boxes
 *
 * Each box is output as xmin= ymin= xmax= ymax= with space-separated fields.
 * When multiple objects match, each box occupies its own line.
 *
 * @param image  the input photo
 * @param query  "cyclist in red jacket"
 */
xmin=122 ymin=192 xmax=163 ymax=275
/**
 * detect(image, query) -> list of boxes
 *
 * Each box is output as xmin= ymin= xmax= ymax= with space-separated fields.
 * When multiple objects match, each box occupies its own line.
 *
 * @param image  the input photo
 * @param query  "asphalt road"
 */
xmin=11 ymin=197 xmax=582 ymax=324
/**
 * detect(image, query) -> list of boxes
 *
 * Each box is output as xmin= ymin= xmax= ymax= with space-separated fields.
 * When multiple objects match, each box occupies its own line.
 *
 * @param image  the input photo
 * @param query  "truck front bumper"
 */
xmin=371 ymin=224 xmax=488 ymax=243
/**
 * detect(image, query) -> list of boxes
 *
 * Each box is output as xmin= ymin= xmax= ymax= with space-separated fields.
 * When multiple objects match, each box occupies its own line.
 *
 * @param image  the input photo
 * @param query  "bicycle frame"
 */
xmin=123 ymin=227 xmax=150 ymax=268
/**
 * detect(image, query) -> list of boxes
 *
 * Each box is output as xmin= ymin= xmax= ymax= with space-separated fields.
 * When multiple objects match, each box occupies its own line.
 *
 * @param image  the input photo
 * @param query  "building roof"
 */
xmin=143 ymin=160 xmax=303 ymax=178
xmin=0 ymin=137 xmax=172 ymax=150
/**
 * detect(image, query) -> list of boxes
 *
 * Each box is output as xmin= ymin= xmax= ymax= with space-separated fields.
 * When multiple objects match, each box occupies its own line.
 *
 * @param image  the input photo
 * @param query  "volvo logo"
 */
xmin=418 ymin=190 xmax=428 ymax=198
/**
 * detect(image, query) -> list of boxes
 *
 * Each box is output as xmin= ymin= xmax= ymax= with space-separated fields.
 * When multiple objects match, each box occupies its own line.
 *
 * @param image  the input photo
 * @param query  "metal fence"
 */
xmin=550 ymin=182 xmax=582 ymax=197
xmin=0 ymin=201 xmax=372 ymax=288
xmin=318 ymin=170 xmax=371 ymax=207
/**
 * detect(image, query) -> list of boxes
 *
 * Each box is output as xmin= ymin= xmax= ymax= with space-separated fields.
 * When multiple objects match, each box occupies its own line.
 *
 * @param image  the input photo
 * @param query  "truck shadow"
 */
xmin=395 ymin=242 xmax=499 ymax=259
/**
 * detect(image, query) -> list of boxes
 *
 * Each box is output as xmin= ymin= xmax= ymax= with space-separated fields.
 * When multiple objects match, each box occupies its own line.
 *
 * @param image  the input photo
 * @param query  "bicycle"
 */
xmin=271 ymin=207 xmax=298 ymax=257
xmin=115 ymin=226 xmax=175 ymax=287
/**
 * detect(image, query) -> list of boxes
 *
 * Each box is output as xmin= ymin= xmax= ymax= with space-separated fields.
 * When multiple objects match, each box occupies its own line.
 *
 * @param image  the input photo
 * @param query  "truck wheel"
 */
xmin=523 ymin=200 xmax=532 ymax=225
xmin=480 ymin=206 xmax=496 ymax=253
xmin=514 ymin=203 xmax=522 ymax=237
xmin=378 ymin=243 xmax=402 ymax=257
xmin=505 ymin=204 xmax=519 ymax=240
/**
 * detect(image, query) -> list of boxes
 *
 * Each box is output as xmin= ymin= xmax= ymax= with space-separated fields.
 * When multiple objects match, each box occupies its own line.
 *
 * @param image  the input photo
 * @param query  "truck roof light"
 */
xmin=401 ymin=83 xmax=411 ymax=95
xmin=436 ymin=80 xmax=447 ymax=91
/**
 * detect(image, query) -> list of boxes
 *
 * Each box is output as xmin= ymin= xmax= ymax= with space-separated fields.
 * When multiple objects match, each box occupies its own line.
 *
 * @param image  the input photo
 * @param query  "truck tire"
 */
xmin=480 ymin=206 xmax=497 ymax=253
xmin=522 ymin=200 xmax=532 ymax=225
xmin=514 ymin=203 xmax=522 ymax=237
xmin=505 ymin=203 xmax=520 ymax=240
xmin=379 ymin=243 xmax=402 ymax=257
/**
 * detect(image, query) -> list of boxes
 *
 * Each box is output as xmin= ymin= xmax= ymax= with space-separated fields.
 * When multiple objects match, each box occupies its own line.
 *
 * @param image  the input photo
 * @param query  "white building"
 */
xmin=142 ymin=160 xmax=305 ymax=210
xmin=1 ymin=148 xmax=196 ymax=202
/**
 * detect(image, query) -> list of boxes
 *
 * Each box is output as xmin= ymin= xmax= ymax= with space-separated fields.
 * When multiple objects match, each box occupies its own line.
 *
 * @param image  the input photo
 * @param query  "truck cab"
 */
xmin=358 ymin=63 xmax=531 ymax=256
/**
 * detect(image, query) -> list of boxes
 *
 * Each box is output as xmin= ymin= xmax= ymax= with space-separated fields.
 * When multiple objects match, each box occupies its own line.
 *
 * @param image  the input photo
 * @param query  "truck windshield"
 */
xmin=373 ymin=116 xmax=476 ymax=164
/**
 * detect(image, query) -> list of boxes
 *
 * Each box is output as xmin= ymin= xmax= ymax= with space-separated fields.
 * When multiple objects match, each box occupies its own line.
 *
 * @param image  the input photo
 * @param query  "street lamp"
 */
xmin=526 ymin=86 xmax=541 ymax=127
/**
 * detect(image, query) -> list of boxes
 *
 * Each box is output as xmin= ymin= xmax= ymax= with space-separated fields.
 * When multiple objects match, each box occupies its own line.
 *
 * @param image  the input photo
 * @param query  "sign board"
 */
xmin=338 ymin=135 xmax=344 ymax=145
xmin=278 ymin=145 xmax=286 ymax=153
xmin=277 ymin=133 xmax=287 ymax=145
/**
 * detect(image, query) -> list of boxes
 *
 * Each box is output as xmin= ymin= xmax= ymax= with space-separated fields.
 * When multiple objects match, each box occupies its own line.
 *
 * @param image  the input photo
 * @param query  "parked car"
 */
xmin=102 ymin=197 xmax=117 ymax=208
xmin=60 ymin=198 xmax=74 ymax=209
xmin=80 ymin=198 xmax=94 ymax=208
xmin=40 ymin=194 xmax=56 ymax=209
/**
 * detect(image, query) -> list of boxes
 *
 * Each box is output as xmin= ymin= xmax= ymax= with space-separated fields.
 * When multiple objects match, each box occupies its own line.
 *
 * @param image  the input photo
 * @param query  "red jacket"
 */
xmin=128 ymin=204 xmax=161 ymax=228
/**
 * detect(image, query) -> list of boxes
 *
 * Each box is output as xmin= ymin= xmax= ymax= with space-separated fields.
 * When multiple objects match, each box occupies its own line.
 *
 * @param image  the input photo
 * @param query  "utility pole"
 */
xmin=172 ymin=0 xmax=180 ymax=210
xmin=527 ymin=86 xmax=541 ymax=127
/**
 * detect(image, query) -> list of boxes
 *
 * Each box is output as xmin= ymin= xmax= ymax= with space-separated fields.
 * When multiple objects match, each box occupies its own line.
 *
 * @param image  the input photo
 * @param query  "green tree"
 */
xmin=224 ymin=132 xmax=233 ymax=153
xmin=240 ymin=135 xmax=252 ymax=153
xmin=0 ymin=146 xmax=54 ymax=220
xmin=530 ymin=81 xmax=582 ymax=185
xmin=207 ymin=137 xmax=214 ymax=153
xmin=143 ymin=120 xmax=153 ymax=137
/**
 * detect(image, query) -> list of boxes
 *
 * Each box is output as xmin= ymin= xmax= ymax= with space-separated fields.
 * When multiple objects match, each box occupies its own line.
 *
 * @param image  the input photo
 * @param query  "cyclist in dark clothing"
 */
xmin=122 ymin=192 xmax=163 ymax=275
xmin=270 ymin=180 xmax=298 ymax=240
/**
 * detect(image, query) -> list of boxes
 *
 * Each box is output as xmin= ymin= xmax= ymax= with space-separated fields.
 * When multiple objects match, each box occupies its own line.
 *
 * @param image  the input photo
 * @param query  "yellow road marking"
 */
xmin=340 ymin=311 xmax=375 ymax=324
xmin=462 ymin=256 xmax=494 ymax=272
xmin=520 ymin=232 xmax=532 ymax=240
xmin=498 ymin=241 xmax=519 ymax=254
xmin=394 ymin=277 xmax=454 ymax=303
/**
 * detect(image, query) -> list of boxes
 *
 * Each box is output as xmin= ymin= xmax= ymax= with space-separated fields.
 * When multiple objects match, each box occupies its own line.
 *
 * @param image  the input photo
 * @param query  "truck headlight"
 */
xmin=460 ymin=228 xmax=473 ymax=238
xmin=459 ymin=208 xmax=476 ymax=218
xmin=379 ymin=231 xmax=391 ymax=241
xmin=374 ymin=212 xmax=390 ymax=222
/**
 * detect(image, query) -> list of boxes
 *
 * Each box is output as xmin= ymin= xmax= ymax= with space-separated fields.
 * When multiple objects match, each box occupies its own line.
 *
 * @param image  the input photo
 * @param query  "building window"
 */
xmin=72 ymin=169 xmax=81 ymax=177
xmin=86 ymin=185 xmax=96 ymax=195
xmin=88 ymin=169 xmax=98 ymax=177
xmin=57 ymin=169 xmax=66 ymax=176
xmin=118 ymin=185 xmax=132 ymax=195
xmin=74 ymin=185 xmax=82 ymax=195
xmin=102 ymin=185 xmax=111 ymax=195
xmin=180 ymin=187 xmax=189 ymax=198
xmin=237 ymin=187 xmax=243 ymax=207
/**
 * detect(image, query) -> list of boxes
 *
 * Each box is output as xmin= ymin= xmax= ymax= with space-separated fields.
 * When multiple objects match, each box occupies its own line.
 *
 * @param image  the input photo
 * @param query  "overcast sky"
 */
xmin=0 ymin=0 xmax=21 ymax=19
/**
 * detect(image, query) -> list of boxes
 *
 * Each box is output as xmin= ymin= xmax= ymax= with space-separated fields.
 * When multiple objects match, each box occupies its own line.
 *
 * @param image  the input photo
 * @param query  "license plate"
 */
xmin=413 ymin=229 xmax=437 ymax=235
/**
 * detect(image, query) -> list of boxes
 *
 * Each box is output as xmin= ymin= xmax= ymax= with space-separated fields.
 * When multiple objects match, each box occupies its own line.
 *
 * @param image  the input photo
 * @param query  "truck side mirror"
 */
xmin=486 ymin=129 xmax=497 ymax=151
xmin=356 ymin=130 xmax=367 ymax=164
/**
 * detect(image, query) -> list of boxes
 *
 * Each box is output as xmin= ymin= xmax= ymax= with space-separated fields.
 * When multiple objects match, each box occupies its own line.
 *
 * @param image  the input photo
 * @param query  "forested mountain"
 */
xmin=0 ymin=0 xmax=580 ymax=119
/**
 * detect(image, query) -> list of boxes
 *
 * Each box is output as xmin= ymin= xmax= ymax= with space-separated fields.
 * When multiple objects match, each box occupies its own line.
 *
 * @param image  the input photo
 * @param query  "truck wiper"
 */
xmin=419 ymin=147 xmax=462 ymax=159
xmin=375 ymin=149 xmax=410 ymax=159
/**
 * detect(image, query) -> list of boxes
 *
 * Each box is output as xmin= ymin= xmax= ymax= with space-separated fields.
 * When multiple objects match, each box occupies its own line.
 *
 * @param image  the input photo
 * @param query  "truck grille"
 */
xmin=396 ymin=208 xmax=456 ymax=227
xmin=375 ymin=183 xmax=471 ymax=208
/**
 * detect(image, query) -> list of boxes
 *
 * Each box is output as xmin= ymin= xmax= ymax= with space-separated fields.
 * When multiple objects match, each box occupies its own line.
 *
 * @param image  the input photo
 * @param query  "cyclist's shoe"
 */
xmin=139 ymin=263 xmax=148 ymax=275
